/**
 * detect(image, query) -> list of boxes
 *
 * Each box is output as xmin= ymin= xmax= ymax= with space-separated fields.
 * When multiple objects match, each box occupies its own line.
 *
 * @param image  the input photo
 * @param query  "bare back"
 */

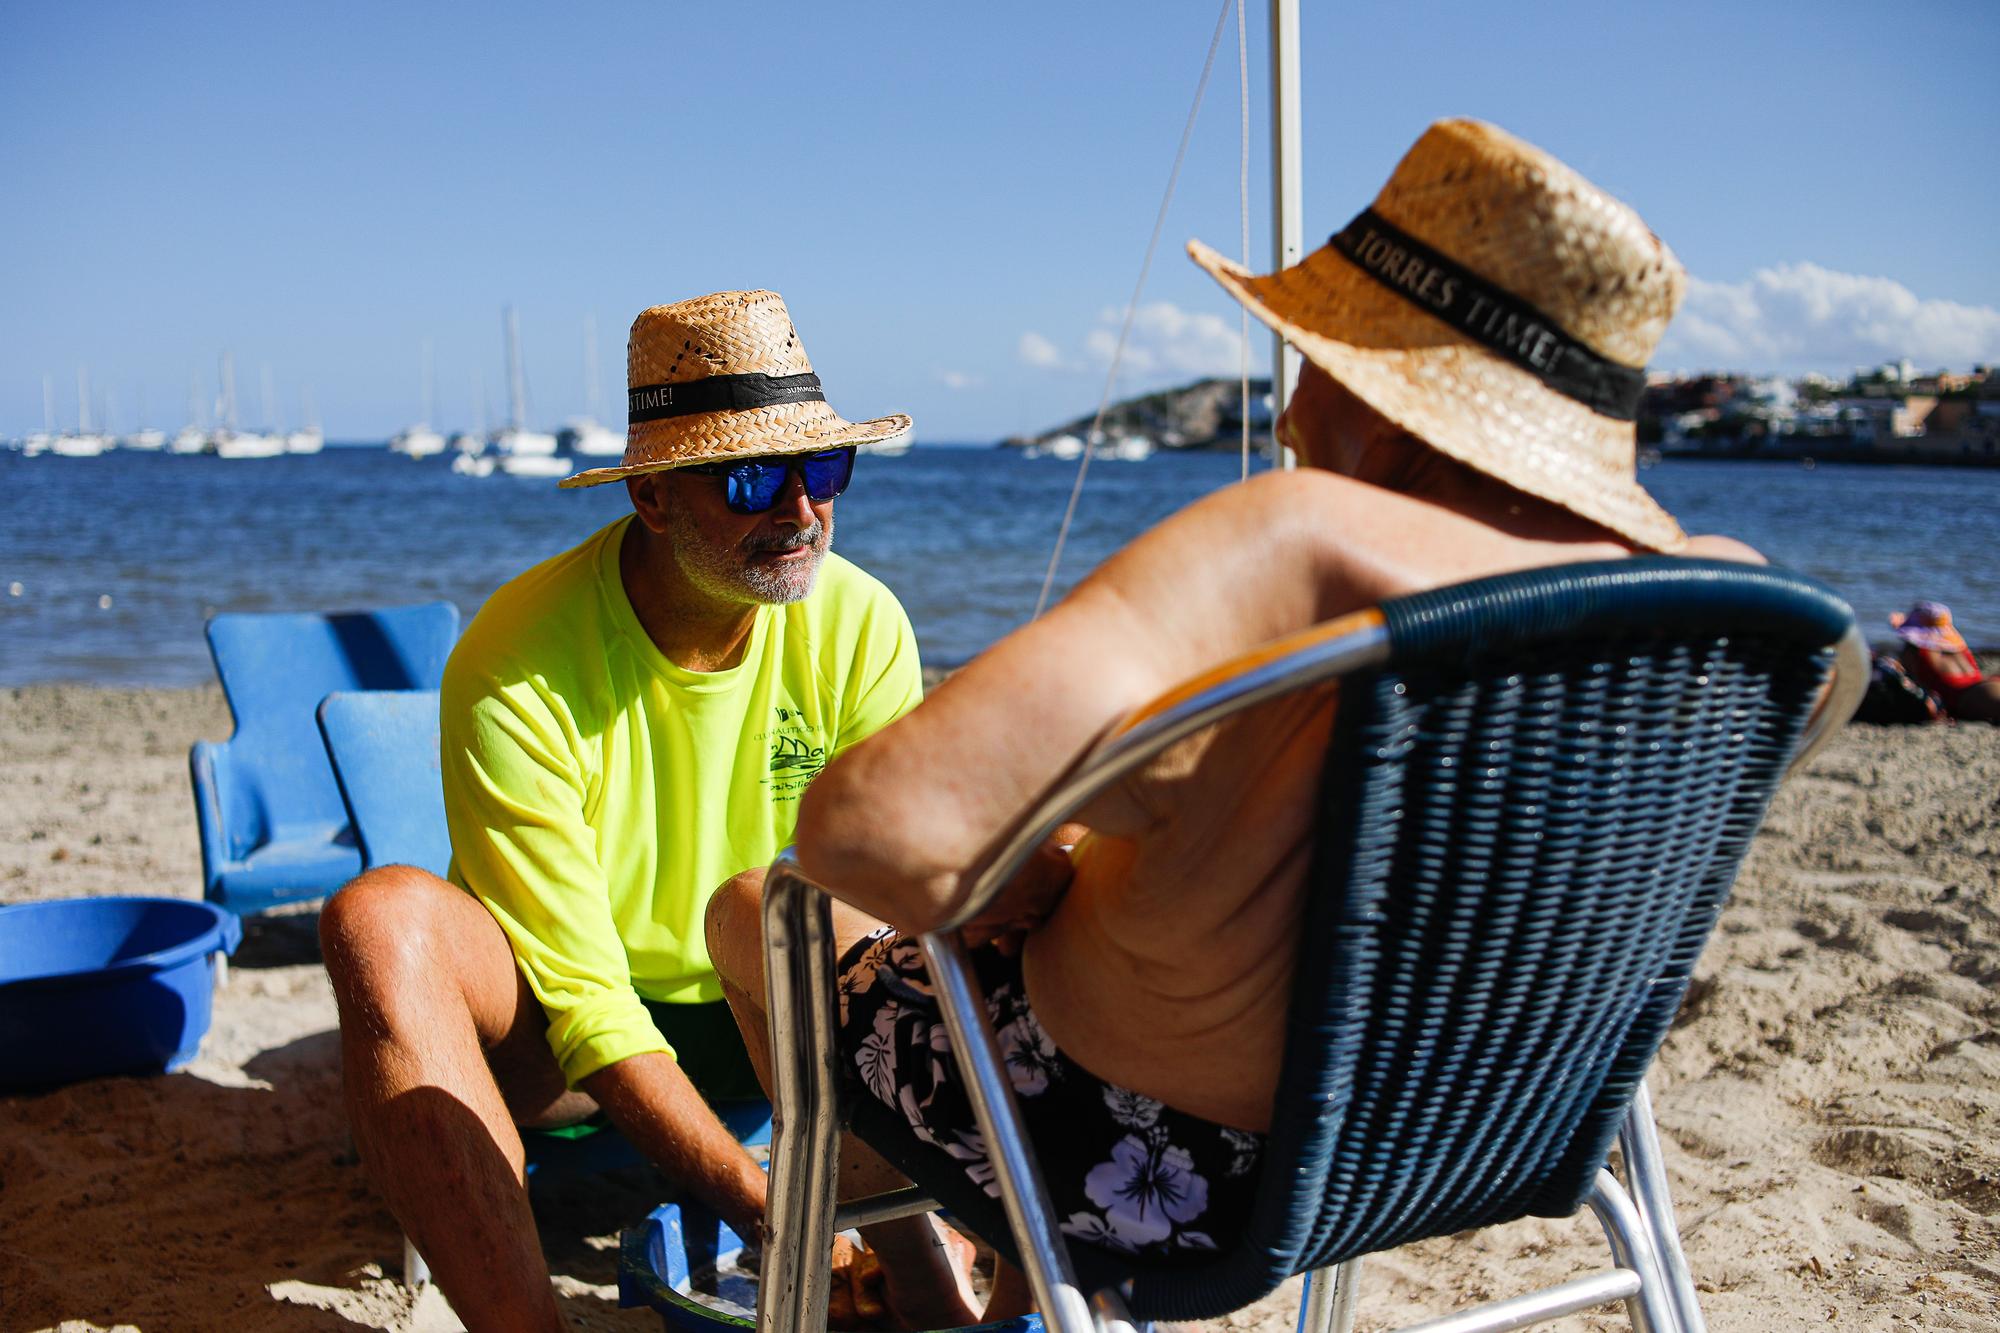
xmin=1021 ymin=509 xmax=1755 ymax=1132
xmin=797 ymin=468 xmax=1760 ymax=1134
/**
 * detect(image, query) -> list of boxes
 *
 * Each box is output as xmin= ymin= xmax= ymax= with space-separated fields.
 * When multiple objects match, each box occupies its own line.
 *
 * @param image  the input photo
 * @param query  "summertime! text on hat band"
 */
xmin=628 ymin=372 xmax=827 ymax=425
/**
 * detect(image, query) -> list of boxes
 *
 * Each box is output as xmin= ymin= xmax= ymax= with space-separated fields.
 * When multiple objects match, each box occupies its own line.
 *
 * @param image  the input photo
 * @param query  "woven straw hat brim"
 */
xmin=557 ymin=404 xmax=912 ymax=490
xmin=1188 ymin=238 xmax=1687 ymax=553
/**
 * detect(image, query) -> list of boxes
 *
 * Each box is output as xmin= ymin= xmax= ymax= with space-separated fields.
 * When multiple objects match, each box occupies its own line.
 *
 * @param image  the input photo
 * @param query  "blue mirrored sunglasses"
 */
xmin=682 ymin=446 xmax=857 ymax=515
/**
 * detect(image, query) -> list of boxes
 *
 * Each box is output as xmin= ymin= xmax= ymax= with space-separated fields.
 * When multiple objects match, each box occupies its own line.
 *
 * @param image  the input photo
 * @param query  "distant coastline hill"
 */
xmin=1003 ymin=376 xmax=1274 ymax=453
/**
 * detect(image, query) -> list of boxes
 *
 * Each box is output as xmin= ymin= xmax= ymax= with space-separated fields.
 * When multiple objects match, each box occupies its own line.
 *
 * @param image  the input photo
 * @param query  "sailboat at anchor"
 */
xmin=491 ymin=305 xmax=564 ymax=475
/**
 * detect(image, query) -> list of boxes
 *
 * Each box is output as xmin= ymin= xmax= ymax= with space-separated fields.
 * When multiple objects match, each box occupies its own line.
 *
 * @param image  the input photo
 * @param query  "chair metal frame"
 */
xmin=755 ymin=561 xmax=1864 ymax=1333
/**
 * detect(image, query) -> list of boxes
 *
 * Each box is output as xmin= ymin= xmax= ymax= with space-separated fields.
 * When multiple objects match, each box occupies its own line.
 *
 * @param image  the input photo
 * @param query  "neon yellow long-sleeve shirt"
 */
xmin=441 ymin=516 xmax=923 ymax=1086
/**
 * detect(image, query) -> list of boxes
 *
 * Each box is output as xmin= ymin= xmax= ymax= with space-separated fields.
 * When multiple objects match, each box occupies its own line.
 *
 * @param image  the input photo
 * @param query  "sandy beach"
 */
xmin=1 ymin=684 xmax=1995 ymax=1332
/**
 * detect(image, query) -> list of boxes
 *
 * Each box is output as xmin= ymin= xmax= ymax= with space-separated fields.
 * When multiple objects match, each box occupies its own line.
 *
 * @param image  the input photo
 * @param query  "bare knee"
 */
xmin=705 ymin=867 xmax=768 ymax=994
xmin=320 ymin=866 xmax=478 ymax=1013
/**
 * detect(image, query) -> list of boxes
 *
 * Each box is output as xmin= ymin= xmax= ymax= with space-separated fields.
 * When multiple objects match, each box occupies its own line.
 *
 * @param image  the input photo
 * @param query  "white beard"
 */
xmin=666 ymin=501 xmax=833 ymax=606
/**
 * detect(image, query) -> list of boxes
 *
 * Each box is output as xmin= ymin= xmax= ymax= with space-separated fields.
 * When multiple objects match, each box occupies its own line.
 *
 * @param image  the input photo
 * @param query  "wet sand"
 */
xmin=1 ymin=685 xmax=1994 ymax=1331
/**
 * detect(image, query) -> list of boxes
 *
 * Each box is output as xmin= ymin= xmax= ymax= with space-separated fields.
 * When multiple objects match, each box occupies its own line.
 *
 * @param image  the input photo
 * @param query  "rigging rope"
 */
xmin=1030 ymin=0 xmax=1239 ymax=621
xmin=1236 ymin=0 xmax=1252 ymax=481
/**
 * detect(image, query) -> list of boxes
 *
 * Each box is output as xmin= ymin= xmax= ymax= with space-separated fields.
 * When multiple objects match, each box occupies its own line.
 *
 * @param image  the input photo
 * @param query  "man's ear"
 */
xmin=627 ymin=473 xmax=672 ymax=535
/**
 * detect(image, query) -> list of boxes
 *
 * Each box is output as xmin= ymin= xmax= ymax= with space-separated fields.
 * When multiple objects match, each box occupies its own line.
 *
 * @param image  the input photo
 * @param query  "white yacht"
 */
xmin=56 ymin=369 xmax=109 ymax=455
xmin=215 ymin=431 xmax=285 ymax=459
xmin=24 ymin=377 xmax=57 ymax=455
xmin=212 ymin=354 xmax=284 ymax=458
xmin=562 ymin=316 xmax=625 ymax=456
xmin=170 ymin=374 xmax=212 ymax=452
xmin=495 ymin=427 xmax=559 ymax=456
xmin=392 ymin=341 xmax=447 ymax=457
xmin=858 ymin=424 xmax=913 ymax=457
xmin=493 ymin=306 xmax=560 ymax=457
xmin=392 ymin=426 xmax=446 ymax=458
xmin=498 ymin=453 xmax=569 ymax=478
xmin=286 ymin=388 xmax=324 ymax=453
xmin=562 ymin=417 xmax=624 ymax=456
xmin=122 ymin=384 xmax=166 ymax=449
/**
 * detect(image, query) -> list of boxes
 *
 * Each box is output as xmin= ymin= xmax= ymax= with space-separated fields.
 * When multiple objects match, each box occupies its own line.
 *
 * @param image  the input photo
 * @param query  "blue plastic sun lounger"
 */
xmin=316 ymin=689 xmax=454 ymax=879
xmin=627 ymin=557 xmax=1863 ymax=1333
xmin=190 ymin=602 xmax=459 ymax=915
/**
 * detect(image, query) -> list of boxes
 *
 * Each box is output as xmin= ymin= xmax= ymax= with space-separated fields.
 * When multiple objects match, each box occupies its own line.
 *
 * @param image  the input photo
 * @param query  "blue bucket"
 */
xmin=0 ymin=896 xmax=243 ymax=1091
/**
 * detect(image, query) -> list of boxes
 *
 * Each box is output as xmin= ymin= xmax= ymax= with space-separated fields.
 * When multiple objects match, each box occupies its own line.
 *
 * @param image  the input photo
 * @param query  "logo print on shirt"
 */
xmin=759 ymin=702 xmax=827 ymax=798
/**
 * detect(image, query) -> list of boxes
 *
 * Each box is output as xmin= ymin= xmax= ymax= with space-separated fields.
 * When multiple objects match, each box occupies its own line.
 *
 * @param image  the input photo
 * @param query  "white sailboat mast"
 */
xmin=77 ymin=366 xmax=92 ymax=433
xmin=422 ymin=338 xmax=437 ymax=427
xmin=43 ymin=374 xmax=55 ymax=434
xmin=584 ymin=314 xmax=602 ymax=422
xmin=504 ymin=306 xmax=528 ymax=431
xmin=220 ymin=353 xmax=239 ymax=431
xmin=1269 ymin=0 xmax=1303 ymax=466
xmin=261 ymin=363 xmax=279 ymax=431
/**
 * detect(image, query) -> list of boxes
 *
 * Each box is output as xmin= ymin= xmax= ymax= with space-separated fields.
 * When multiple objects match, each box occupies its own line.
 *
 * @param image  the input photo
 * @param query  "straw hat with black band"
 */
xmin=1190 ymin=117 xmax=1688 ymax=552
xmin=560 ymin=289 xmax=911 ymax=490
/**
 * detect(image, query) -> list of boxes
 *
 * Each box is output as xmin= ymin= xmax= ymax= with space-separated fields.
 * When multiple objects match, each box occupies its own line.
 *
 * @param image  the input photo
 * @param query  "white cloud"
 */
xmin=935 ymin=369 xmax=980 ymax=391
xmin=1017 ymin=331 xmax=1065 ymax=369
xmin=1085 ymin=301 xmax=1253 ymax=378
xmin=1658 ymin=263 xmax=2000 ymax=373
xmin=1018 ymin=302 xmax=1259 ymax=380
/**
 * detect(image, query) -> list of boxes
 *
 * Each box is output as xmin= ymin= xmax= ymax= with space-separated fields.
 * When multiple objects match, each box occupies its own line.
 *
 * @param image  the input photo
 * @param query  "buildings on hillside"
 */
xmin=1006 ymin=363 xmax=2000 ymax=464
xmin=1643 ymin=363 xmax=2000 ymax=464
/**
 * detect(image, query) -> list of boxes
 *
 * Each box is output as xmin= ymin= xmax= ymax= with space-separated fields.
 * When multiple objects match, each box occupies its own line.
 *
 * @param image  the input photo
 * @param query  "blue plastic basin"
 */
xmin=0 ymin=896 xmax=243 ymax=1091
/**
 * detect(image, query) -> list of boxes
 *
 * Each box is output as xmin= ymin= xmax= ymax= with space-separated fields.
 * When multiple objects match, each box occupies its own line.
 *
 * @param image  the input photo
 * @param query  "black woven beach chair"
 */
xmin=751 ymin=557 xmax=1865 ymax=1333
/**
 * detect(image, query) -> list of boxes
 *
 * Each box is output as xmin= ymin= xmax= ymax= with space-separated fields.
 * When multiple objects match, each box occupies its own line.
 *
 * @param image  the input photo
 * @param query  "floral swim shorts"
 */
xmin=835 ymin=927 xmax=1265 ymax=1265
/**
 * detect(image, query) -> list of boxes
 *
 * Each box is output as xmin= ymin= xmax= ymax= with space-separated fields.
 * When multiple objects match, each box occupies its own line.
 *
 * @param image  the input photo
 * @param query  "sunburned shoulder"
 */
xmin=1681 ymin=533 xmax=1767 ymax=565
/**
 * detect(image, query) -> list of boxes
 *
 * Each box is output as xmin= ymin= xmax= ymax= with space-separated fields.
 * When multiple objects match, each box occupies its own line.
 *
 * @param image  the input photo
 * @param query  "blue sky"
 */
xmin=3 ymin=0 xmax=1996 ymax=442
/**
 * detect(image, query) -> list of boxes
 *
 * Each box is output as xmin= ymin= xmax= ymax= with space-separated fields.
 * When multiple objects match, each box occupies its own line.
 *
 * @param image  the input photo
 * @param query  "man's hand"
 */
xmin=826 ymin=1234 xmax=888 ymax=1328
xmin=582 ymin=1052 xmax=769 ymax=1238
xmin=958 ymin=824 xmax=1085 ymax=956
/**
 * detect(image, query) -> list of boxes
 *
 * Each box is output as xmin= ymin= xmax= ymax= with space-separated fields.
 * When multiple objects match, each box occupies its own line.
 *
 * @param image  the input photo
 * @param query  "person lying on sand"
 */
xmin=1891 ymin=600 xmax=2000 ymax=723
xmin=704 ymin=117 xmax=1766 ymax=1324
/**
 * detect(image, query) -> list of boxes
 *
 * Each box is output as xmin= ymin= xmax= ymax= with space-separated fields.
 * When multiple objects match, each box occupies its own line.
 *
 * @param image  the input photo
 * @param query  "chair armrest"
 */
xmin=759 ymin=851 xmax=1101 ymax=1333
xmin=758 ymin=852 xmax=846 ymax=1333
xmin=1788 ymin=622 xmax=1869 ymax=776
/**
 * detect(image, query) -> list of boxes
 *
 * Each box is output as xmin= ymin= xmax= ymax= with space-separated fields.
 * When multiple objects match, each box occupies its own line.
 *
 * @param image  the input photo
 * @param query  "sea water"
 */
xmin=1 ymin=446 xmax=1995 ymax=687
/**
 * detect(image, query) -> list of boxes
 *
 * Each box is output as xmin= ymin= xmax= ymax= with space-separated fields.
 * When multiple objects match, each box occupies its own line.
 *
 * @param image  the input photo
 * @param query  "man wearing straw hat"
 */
xmin=321 ymin=291 xmax=935 ymax=1330
xmin=705 ymin=119 xmax=1767 ymax=1314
